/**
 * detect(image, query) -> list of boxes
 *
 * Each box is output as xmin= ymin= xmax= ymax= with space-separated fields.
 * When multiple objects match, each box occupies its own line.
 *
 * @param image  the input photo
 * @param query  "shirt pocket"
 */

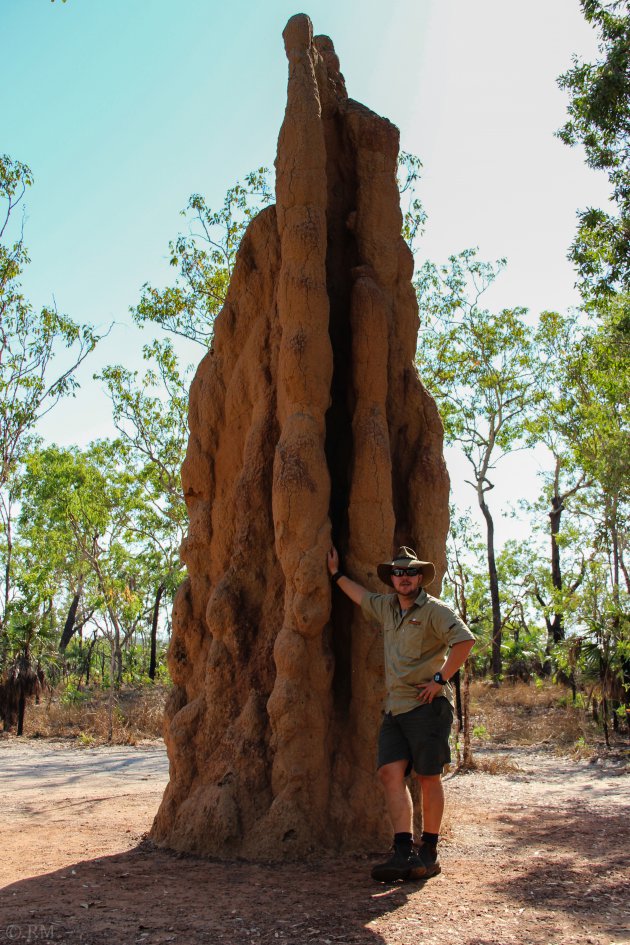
xmin=397 ymin=618 xmax=427 ymax=664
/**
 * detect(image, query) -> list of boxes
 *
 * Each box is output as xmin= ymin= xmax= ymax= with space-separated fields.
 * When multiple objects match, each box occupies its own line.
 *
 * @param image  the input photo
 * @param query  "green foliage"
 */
xmin=557 ymin=0 xmax=630 ymax=298
xmin=444 ymin=512 xmax=549 ymax=680
xmin=0 ymin=156 xmax=101 ymax=671
xmin=97 ymin=339 xmax=190 ymax=516
xmin=416 ymin=250 xmax=537 ymax=467
xmin=96 ymin=332 xmax=191 ymax=677
xmin=3 ymin=164 xmax=276 ymax=689
xmin=562 ymin=314 xmax=629 ymax=497
xmin=60 ymin=679 xmax=90 ymax=706
xmin=11 ymin=442 xmax=176 ymax=689
xmin=0 ymin=156 xmax=100 ymax=490
xmin=397 ymin=151 xmax=427 ymax=252
xmin=416 ymin=249 xmax=540 ymax=677
xmin=133 ymin=168 xmax=272 ymax=345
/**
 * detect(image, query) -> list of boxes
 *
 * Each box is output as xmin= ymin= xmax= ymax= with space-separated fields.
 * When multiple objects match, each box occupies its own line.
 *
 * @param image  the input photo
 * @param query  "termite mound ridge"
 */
xmin=150 ymin=13 xmax=449 ymax=859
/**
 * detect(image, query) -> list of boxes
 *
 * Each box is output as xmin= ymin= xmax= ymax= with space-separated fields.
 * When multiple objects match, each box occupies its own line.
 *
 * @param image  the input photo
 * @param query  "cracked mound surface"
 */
xmin=150 ymin=13 xmax=449 ymax=859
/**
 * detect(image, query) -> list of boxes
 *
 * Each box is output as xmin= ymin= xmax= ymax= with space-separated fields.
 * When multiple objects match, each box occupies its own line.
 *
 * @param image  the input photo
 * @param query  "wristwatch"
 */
xmin=433 ymin=672 xmax=447 ymax=685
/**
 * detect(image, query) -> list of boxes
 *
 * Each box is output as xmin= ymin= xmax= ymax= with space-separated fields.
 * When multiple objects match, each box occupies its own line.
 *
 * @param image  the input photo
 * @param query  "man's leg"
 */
xmin=408 ymin=773 xmax=444 ymax=878
xmin=417 ymin=773 xmax=444 ymax=833
xmin=372 ymin=712 xmax=434 ymax=882
xmin=371 ymin=759 xmax=417 ymax=881
xmin=378 ymin=760 xmax=413 ymax=832
xmin=400 ymin=699 xmax=453 ymax=880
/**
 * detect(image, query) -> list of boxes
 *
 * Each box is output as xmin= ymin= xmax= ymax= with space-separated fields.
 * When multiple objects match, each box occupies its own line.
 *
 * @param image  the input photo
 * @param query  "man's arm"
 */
xmin=415 ymin=639 xmax=476 ymax=704
xmin=327 ymin=546 xmax=369 ymax=607
xmin=437 ymin=639 xmax=475 ymax=682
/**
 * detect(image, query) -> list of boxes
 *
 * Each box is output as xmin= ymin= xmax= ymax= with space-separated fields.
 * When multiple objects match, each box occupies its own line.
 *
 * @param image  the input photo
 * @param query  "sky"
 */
xmin=1 ymin=0 xmax=612 ymax=546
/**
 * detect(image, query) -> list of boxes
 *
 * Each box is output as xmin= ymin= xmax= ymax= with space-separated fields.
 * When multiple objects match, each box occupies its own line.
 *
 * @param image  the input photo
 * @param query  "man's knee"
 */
xmin=378 ymin=761 xmax=408 ymax=788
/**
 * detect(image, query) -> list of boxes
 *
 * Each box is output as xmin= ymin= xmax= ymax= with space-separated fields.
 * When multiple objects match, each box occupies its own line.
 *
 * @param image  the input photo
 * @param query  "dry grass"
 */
xmin=453 ymin=753 xmax=523 ymax=775
xmin=21 ymin=684 xmax=168 ymax=745
xmin=11 ymin=678 xmax=625 ymax=756
xmin=468 ymin=679 xmax=596 ymax=752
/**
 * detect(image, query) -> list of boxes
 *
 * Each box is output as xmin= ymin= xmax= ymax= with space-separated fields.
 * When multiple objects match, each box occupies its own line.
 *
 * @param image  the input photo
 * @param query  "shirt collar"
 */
xmin=413 ymin=588 xmax=428 ymax=608
xmin=395 ymin=587 xmax=427 ymax=614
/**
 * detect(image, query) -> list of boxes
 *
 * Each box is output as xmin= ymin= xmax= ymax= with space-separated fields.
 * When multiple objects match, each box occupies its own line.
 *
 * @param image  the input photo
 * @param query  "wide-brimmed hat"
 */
xmin=377 ymin=546 xmax=436 ymax=588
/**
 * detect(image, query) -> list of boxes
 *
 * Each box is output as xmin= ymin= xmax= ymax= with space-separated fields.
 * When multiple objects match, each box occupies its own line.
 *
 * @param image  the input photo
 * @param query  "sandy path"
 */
xmin=0 ymin=739 xmax=628 ymax=945
xmin=0 ymin=739 xmax=167 ymax=885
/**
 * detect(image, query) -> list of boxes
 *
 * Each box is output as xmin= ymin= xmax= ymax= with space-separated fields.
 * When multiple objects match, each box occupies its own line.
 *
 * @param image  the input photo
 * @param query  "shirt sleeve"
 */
xmin=360 ymin=592 xmax=392 ymax=625
xmin=429 ymin=600 xmax=475 ymax=646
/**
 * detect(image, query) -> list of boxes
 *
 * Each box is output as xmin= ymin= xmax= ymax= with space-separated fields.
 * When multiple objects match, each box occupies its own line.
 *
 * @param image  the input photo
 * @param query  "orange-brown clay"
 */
xmin=150 ymin=13 xmax=449 ymax=860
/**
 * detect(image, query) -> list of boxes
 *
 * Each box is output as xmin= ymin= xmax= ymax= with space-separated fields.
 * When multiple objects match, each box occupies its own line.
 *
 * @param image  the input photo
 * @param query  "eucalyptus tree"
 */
xmin=17 ymin=442 xmax=158 ymax=686
xmin=416 ymin=250 xmax=539 ymax=679
xmin=0 ymin=155 xmax=99 ymax=658
xmin=97 ymin=339 xmax=189 ymax=677
xmin=518 ymin=310 xmax=595 ymax=667
xmin=98 ymin=168 xmax=275 ymax=674
xmin=133 ymin=168 xmax=272 ymax=346
xmin=533 ymin=308 xmax=628 ymax=716
xmin=557 ymin=0 xmax=630 ymax=301
xmin=136 ymin=155 xmax=420 ymax=347
xmin=441 ymin=510 xmax=490 ymax=764
xmin=557 ymin=0 xmax=630 ymax=727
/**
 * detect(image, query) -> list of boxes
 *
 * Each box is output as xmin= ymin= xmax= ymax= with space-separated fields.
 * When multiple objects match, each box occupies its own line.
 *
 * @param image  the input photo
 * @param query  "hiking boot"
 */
xmin=370 ymin=849 xmax=417 ymax=882
xmin=408 ymin=843 xmax=441 ymax=880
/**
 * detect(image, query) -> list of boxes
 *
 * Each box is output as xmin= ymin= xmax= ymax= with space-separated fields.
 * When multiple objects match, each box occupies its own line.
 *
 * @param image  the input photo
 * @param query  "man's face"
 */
xmin=391 ymin=567 xmax=423 ymax=599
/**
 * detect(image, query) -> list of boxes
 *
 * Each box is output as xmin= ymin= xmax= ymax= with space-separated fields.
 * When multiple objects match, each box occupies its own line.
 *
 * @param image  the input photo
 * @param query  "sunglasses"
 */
xmin=391 ymin=567 xmax=421 ymax=577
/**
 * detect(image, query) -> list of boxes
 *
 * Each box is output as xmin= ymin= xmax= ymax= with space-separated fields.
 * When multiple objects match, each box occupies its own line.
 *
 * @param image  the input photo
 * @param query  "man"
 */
xmin=327 ymin=544 xmax=475 ymax=882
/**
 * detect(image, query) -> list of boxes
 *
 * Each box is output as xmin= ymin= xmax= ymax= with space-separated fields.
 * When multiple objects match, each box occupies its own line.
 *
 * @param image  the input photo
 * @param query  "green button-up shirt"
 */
xmin=360 ymin=588 xmax=475 ymax=715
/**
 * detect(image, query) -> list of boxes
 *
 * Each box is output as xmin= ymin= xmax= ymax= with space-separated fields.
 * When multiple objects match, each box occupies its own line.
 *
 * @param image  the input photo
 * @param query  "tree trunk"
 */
xmin=80 ymin=636 xmax=96 ymax=687
xmin=608 ymin=498 xmax=626 ymax=734
xmin=0 ymin=508 xmax=13 ymax=666
xmin=452 ymin=556 xmax=473 ymax=767
xmin=549 ymin=495 xmax=564 ymax=644
xmin=479 ymin=495 xmax=502 ymax=680
xmin=113 ymin=636 xmax=122 ymax=688
xmin=602 ymin=695 xmax=610 ymax=749
xmin=58 ymin=590 xmax=82 ymax=652
xmin=148 ymin=582 xmax=166 ymax=680
xmin=3 ymin=524 xmax=11 ymax=627
xmin=462 ymin=661 xmax=473 ymax=767
xmin=17 ymin=691 xmax=25 ymax=737
xmin=541 ymin=613 xmax=553 ymax=676
xmin=108 ymin=642 xmax=117 ymax=742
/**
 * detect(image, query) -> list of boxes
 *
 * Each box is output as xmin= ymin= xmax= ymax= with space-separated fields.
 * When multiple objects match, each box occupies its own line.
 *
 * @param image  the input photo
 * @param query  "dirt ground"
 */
xmin=0 ymin=738 xmax=628 ymax=945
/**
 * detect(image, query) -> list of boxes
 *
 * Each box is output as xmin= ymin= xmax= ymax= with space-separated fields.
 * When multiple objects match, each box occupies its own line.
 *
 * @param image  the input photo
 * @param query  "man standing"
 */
xmin=327 ymin=545 xmax=475 ymax=882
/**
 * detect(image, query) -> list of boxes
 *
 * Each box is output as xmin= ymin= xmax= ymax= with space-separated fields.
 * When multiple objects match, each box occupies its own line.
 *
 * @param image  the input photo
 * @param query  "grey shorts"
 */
xmin=377 ymin=698 xmax=454 ymax=776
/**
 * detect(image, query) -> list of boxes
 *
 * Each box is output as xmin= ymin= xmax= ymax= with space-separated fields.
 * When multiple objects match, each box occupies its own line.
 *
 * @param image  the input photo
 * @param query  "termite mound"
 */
xmin=151 ymin=13 xmax=449 ymax=859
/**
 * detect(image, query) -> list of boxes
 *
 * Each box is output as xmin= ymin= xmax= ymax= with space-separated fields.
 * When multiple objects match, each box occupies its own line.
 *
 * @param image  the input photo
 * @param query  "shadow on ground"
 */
xmin=0 ymin=842 xmax=419 ymax=945
xmin=489 ymin=802 xmax=630 ymax=940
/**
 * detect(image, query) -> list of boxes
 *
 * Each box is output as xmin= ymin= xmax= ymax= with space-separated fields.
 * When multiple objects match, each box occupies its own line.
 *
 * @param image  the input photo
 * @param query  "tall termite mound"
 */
xmin=151 ymin=13 xmax=449 ymax=859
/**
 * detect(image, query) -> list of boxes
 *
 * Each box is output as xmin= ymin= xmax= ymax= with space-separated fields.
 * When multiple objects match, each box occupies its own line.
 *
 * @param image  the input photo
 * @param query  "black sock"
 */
xmin=421 ymin=831 xmax=439 ymax=850
xmin=394 ymin=832 xmax=413 ymax=856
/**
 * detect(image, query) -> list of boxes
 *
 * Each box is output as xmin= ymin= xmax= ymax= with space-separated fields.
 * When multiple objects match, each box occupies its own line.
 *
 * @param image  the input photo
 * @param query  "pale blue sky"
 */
xmin=2 ymin=0 xmax=612 ymax=542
